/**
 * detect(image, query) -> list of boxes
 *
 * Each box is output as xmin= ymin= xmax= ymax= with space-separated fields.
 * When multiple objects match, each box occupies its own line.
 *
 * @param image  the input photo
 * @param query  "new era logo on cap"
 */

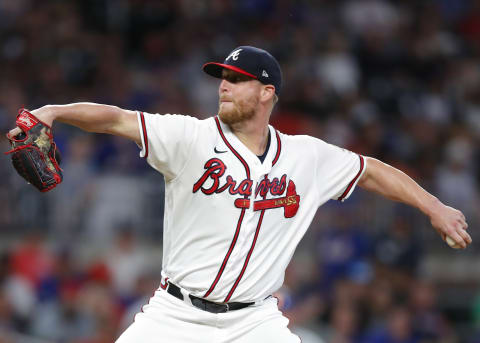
xmin=203 ymin=46 xmax=282 ymax=95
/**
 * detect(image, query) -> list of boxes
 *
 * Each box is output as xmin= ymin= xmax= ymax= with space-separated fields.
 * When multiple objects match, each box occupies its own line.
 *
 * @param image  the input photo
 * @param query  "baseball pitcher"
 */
xmin=6 ymin=46 xmax=471 ymax=342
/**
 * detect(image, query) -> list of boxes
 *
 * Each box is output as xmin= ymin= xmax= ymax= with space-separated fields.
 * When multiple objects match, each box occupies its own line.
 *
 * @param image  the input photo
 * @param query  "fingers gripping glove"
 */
xmin=5 ymin=109 xmax=63 ymax=192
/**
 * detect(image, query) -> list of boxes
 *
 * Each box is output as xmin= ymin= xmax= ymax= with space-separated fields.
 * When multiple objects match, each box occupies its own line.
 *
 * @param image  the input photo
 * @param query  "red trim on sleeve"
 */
xmin=139 ymin=112 xmax=149 ymax=159
xmin=338 ymin=155 xmax=364 ymax=201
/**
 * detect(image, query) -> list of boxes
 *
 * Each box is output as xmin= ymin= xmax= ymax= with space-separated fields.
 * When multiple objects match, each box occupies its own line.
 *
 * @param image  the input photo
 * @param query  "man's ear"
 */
xmin=261 ymin=85 xmax=275 ymax=102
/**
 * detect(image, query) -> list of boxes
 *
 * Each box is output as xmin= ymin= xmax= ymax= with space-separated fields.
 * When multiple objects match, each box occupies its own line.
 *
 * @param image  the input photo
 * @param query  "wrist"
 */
xmin=31 ymin=105 xmax=57 ymax=126
xmin=421 ymin=195 xmax=442 ymax=219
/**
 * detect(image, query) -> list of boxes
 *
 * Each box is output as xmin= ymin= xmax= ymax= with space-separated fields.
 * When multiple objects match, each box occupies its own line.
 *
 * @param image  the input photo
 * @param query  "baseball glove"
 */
xmin=5 ymin=109 xmax=62 ymax=192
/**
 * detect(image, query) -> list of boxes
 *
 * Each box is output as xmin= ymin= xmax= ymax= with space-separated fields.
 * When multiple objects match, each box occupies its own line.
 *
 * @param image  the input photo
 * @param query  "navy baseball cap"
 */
xmin=203 ymin=46 xmax=282 ymax=95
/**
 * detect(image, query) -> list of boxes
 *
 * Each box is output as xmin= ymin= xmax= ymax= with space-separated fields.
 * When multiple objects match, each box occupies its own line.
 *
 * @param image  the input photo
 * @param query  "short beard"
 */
xmin=218 ymin=96 xmax=258 ymax=125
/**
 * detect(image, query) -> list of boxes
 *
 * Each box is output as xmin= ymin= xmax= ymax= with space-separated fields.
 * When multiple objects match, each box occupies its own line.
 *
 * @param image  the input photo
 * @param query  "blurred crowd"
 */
xmin=0 ymin=0 xmax=480 ymax=342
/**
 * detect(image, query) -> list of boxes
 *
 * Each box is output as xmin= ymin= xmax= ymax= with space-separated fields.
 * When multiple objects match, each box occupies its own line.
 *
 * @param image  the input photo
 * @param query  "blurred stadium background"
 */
xmin=0 ymin=0 xmax=479 ymax=342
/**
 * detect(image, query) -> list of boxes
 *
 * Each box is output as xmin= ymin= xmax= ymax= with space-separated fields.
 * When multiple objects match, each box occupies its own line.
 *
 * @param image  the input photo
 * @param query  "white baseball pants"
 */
xmin=116 ymin=288 xmax=301 ymax=343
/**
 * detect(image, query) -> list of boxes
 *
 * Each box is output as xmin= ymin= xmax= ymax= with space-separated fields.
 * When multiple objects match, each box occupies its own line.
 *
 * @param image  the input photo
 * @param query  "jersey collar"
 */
xmin=215 ymin=116 xmax=281 ymax=175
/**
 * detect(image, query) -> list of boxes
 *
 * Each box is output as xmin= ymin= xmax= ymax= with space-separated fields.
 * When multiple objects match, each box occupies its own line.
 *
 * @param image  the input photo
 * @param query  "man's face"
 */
xmin=218 ymin=69 xmax=261 ymax=125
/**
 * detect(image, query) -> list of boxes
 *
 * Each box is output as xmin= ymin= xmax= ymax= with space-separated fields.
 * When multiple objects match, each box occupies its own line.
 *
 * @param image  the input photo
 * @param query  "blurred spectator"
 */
xmin=320 ymin=302 xmax=363 ymax=343
xmin=0 ymin=287 xmax=18 ymax=334
xmin=83 ymin=171 xmax=148 ymax=244
xmin=363 ymin=306 xmax=418 ymax=343
xmin=366 ymin=277 xmax=395 ymax=332
xmin=316 ymin=204 xmax=372 ymax=292
xmin=9 ymin=231 xmax=55 ymax=289
xmin=342 ymin=0 xmax=400 ymax=37
xmin=373 ymin=212 xmax=423 ymax=276
xmin=435 ymin=135 xmax=479 ymax=220
xmin=409 ymin=280 xmax=458 ymax=342
xmin=105 ymin=227 xmax=149 ymax=300
xmin=75 ymin=282 xmax=120 ymax=343
xmin=316 ymin=30 xmax=360 ymax=97
xmin=36 ymin=250 xmax=83 ymax=307
xmin=30 ymin=285 xmax=94 ymax=342
xmin=49 ymin=133 xmax=96 ymax=242
xmin=1 ymin=276 xmax=35 ymax=332
xmin=119 ymin=273 xmax=160 ymax=333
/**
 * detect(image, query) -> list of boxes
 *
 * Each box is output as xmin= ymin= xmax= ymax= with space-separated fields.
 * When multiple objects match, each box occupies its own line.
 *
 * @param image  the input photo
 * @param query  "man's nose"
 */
xmin=219 ymin=79 xmax=230 ymax=93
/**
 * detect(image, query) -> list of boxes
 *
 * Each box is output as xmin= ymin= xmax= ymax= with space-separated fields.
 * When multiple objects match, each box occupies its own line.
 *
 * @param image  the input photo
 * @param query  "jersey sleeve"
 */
xmin=313 ymin=138 xmax=366 ymax=202
xmin=137 ymin=111 xmax=198 ymax=181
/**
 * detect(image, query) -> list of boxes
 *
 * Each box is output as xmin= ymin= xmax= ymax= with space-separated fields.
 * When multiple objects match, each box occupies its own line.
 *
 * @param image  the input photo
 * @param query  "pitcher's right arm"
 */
xmin=8 ymin=103 xmax=140 ymax=144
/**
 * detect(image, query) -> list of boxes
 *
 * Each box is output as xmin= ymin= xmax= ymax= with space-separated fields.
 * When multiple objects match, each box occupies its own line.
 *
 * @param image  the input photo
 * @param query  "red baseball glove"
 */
xmin=5 ymin=109 xmax=63 ymax=192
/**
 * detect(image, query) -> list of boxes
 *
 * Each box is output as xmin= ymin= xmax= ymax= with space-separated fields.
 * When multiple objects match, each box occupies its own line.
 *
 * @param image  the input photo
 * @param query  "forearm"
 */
xmin=358 ymin=157 xmax=440 ymax=217
xmin=30 ymin=103 xmax=140 ymax=143
xmin=33 ymin=103 xmax=127 ymax=132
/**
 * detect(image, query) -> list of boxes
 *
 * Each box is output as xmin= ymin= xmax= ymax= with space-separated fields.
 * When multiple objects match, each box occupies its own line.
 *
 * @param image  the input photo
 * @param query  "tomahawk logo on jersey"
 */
xmin=136 ymin=111 xmax=365 ymax=303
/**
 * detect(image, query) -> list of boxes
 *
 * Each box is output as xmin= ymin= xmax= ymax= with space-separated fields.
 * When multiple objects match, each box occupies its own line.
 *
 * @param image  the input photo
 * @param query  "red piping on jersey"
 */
xmin=272 ymin=130 xmax=281 ymax=166
xmin=214 ymin=117 xmax=251 ymax=180
xmin=139 ymin=112 xmax=149 ymax=159
xmin=224 ymin=209 xmax=265 ymax=302
xmin=338 ymin=155 xmax=365 ymax=201
xmin=224 ymin=175 xmax=269 ymax=302
xmin=204 ymin=117 xmax=252 ymax=299
xmin=204 ymin=208 xmax=246 ymax=298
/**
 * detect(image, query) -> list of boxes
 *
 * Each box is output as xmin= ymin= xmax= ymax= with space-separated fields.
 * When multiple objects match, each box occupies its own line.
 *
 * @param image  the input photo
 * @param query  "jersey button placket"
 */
xmin=223 ymin=162 xmax=254 ymax=286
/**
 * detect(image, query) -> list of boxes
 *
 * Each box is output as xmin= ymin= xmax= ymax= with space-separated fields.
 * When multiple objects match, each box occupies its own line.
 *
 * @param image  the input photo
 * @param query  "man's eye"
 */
xmin=224 ymin=75 xmax=244 ymax=83
xmin=225 ymin=76 xmax=237 ymax=83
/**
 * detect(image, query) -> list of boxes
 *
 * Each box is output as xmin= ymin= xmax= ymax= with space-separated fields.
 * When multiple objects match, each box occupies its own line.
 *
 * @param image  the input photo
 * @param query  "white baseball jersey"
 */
xmin=137 ymin=112 xmax=366 ymax=303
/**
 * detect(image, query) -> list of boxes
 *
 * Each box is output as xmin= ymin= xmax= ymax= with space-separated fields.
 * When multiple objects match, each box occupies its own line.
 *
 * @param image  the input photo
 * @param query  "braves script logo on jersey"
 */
xmin=192 ymin=158 xmax=300 ymax=218
xmin=193 ymin=158 xmax=253 ymax=196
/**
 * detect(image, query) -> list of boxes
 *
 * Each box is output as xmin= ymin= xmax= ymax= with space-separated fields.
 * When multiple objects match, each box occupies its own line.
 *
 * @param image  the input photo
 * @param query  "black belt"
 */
xmin=166 ymin=282 xmax=254 ymax=313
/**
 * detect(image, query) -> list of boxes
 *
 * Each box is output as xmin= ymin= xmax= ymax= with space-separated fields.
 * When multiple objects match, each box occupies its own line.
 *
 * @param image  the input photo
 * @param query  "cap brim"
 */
xmin=202 ymin=62 xmax=257 ymax=80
